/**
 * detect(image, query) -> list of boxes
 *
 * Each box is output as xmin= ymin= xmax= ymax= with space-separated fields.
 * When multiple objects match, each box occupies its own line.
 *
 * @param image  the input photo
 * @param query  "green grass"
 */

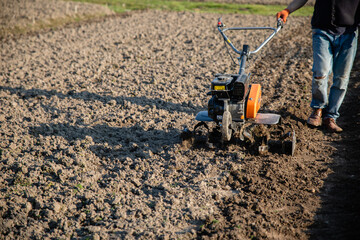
xmin=69 ymin=0 xmax=313 ymax=16
xmin=0 ymin=13 xmax=107 ymax=39
xmin=2 ymin=0 xmax=313 ymax=39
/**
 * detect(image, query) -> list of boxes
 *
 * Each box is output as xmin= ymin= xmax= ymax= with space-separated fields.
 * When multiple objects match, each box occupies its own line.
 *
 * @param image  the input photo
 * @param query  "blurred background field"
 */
xmin=0 ymin=0 xmax=314 ymax=39
xmin=70 ymin=0 xmax=314 ymax=15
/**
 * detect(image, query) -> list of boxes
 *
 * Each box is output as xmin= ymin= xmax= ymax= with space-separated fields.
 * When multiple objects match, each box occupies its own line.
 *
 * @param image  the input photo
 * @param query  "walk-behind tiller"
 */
xmin=181 ymin=18 xmax=296 ymax=156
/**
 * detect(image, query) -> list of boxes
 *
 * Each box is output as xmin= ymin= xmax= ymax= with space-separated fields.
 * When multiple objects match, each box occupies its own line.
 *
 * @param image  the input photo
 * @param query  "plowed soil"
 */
xmin=1 ymin=1 xmax=359 ymax=240
xmin=0 ymin=0 xmax=112 ymax=28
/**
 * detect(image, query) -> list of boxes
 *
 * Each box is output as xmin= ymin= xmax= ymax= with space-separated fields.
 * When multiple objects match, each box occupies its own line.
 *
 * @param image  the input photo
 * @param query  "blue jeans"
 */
xmin=311 ymin=28 xmax=358 ymax=120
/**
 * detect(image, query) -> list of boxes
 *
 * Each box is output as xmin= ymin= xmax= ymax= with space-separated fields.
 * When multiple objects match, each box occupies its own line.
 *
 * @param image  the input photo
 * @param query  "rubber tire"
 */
xmin=221 ymin=111 xmax=232 ymax=142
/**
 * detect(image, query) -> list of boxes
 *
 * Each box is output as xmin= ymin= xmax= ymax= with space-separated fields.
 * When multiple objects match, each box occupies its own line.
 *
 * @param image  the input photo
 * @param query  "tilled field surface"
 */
xmin=1 ymin=5 xmax=360 ymax=240
xmin=0 ymin=0 xmax=113 ymax=39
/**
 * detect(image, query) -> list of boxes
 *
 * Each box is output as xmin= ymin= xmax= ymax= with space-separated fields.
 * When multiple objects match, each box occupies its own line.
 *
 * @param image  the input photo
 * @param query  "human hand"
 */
xmin=276 ymin=9 xmax=290 ymax=23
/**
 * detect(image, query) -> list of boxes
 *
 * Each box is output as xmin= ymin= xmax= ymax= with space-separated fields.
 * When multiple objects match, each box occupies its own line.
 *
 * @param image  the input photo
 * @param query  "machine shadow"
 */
xmin=29 ymin=122 xmax=180 ymax=163
xmin=2 ymin=84 xmax=188 ymax=170
xmin=0 ymin=86 xmax=201 ymax=115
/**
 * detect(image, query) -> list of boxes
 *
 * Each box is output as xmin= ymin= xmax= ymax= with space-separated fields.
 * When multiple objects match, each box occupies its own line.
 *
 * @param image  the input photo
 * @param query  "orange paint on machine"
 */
xmin=246 ymin=84 xmax=261 ymax=119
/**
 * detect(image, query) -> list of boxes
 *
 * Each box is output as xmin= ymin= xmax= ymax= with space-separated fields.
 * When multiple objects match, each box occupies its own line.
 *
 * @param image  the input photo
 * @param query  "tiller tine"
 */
xmin=180 ymin=122 xmax=211 ymax=148
xmin=267 ymin=130 xmax=296 ymax=156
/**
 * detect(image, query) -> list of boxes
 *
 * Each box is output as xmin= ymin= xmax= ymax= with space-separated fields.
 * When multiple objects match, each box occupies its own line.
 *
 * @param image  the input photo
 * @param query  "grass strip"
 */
xmin=2 ymin=1 xmax=312 ymax=39
xmin=0 ymin=13 xmax=108 ymax=39
xmin=68 ymin=0 xmax=313 ymax=16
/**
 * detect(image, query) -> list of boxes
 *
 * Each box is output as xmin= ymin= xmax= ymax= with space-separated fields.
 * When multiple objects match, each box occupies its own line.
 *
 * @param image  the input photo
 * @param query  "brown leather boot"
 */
xmin=307 ymin=108 xmax=322 ymax=127
xmin=323 ymin=117 xmax=343 ymax=133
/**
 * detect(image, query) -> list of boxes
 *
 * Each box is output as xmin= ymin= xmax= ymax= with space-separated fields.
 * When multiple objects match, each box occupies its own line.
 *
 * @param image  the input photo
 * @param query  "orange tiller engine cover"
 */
xmin=246 ymin=84 xmax=261 ymax=119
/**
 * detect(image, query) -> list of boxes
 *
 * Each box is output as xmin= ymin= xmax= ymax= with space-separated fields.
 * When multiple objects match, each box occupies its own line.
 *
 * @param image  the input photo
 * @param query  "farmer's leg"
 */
xmin=325 ymin=30 xmax=358 ymax=120
xmin=311 ymin=29 xmax=334 ymax=109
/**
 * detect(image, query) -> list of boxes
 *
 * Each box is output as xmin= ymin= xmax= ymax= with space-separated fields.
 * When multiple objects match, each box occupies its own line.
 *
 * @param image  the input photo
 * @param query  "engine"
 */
xmin=208 ymin=73 xmax=249 ymax=121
